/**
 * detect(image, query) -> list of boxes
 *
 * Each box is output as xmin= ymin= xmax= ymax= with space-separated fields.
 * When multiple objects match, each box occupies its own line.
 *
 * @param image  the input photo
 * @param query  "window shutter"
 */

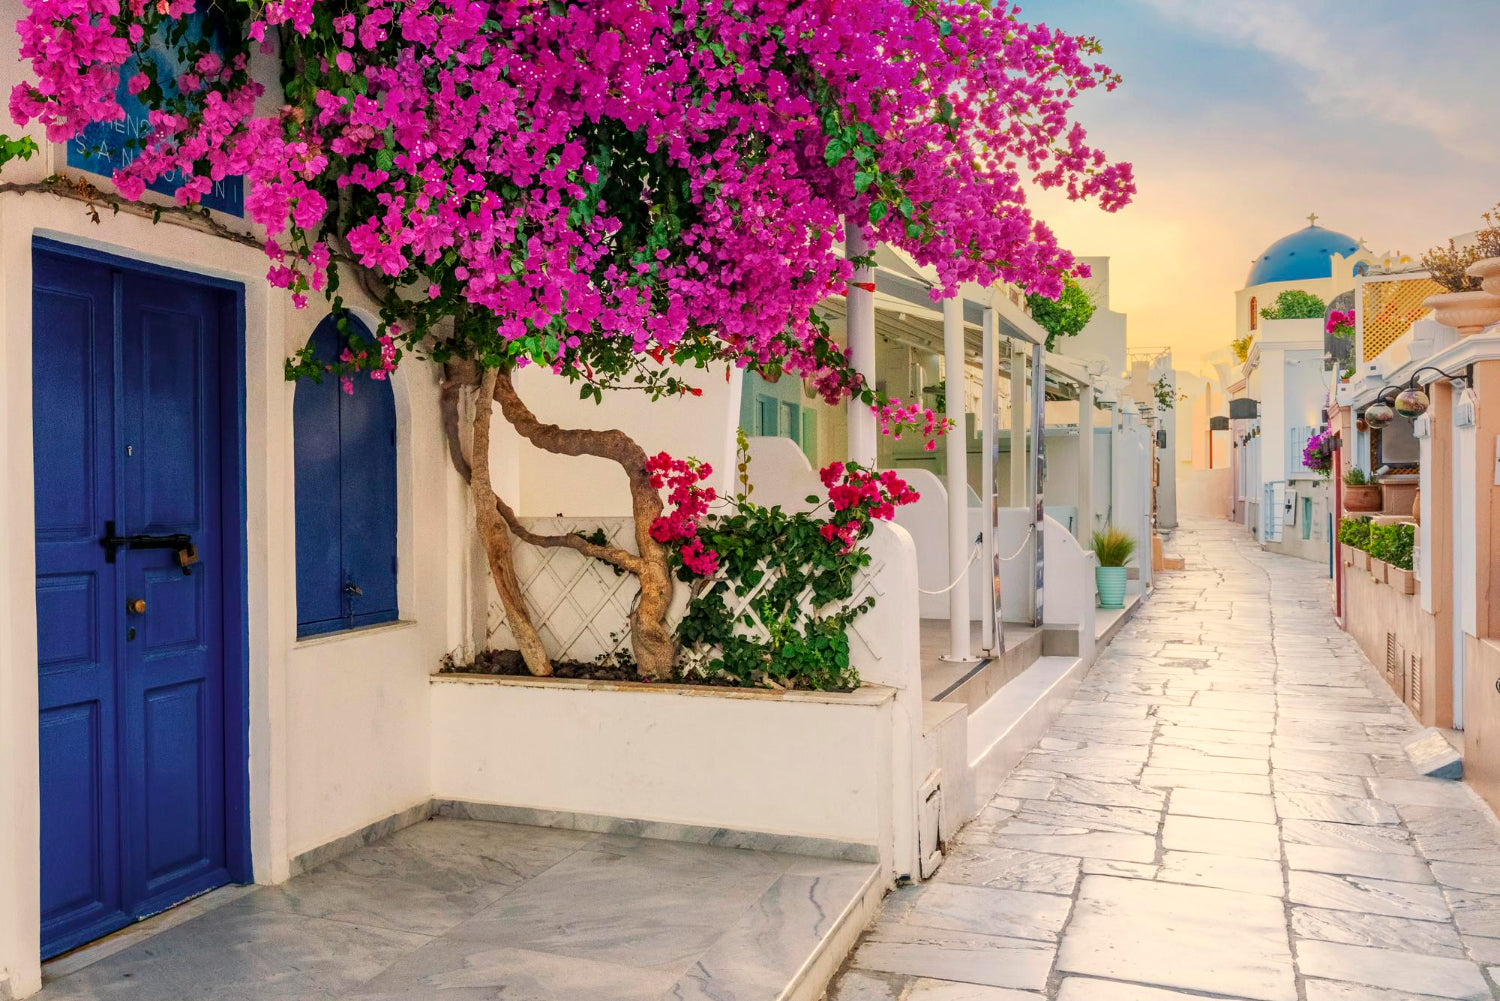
xmin=338 ymin=360 xmax=398 ymax=627
xmin=294 ymin=314 xmax=399 ymax=636
xmin=294 ymin=320 xmax=345 ymax=635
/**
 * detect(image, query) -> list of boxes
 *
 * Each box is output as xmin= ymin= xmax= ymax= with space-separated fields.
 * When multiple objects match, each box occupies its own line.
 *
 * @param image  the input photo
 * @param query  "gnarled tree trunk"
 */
xmin=439 ymin=364 xmax=678 ymax=680
xmin=490 ymin=371 xmax=677 ymax=679
xmin=468 ymin=369 xmax=552 ymax=675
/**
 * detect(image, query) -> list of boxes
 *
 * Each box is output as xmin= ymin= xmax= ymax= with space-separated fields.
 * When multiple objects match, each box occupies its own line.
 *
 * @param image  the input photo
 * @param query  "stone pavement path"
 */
xmin=830 ymin=518 xmax=1500 ymax=1001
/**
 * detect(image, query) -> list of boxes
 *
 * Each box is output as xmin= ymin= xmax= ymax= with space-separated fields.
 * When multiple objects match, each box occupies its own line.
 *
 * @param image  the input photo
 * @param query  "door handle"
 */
xmin=101 ymin=521 xmax=196 ymax=574
xmin=126 ymin=598 xmax=146 ymax=615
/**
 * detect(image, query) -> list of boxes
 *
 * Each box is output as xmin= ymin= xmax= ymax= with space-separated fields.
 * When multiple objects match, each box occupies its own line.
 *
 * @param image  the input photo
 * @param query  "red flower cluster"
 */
xmin=817 ymin=462 xmax=919 ymax=553
xmin=646 ymin=452 xmax=718 ymax=576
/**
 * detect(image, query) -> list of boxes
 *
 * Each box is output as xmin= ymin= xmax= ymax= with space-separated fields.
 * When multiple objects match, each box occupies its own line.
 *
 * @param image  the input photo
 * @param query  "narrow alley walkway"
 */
xmin=832 ymin=518 xmax=1500 ymax=1001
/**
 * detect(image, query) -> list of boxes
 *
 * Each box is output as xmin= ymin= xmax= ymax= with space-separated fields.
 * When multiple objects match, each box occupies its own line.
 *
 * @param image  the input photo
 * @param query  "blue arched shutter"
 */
xmin=294 ymin=314 xmax=398 ymax=636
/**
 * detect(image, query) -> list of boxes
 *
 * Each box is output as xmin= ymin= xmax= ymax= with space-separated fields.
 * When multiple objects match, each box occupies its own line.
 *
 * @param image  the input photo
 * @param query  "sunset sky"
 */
xmin=1020 ymin=0 xmax=1500 ymax=372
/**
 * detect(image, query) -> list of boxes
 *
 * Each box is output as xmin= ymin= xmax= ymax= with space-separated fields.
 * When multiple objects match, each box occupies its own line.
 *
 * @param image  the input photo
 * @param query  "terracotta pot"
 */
xmin=1344 ymin=484 xmax=1381 ymax=513
xmin=1468 ymin=257 xmax=1500 ymax=298
xmin=1412 ymin=489 xmax=1421 ymax=526
xmin=1423 ymin=289 xmax=1500 ymax=335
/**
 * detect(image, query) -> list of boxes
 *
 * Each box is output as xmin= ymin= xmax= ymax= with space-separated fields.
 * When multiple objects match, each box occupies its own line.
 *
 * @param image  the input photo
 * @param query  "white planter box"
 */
xmin=430 ymin=674 xmax=899 ymax=870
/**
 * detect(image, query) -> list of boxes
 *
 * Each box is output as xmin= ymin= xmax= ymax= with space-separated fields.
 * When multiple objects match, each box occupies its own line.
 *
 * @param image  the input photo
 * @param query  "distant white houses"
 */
xmin=1179 ymin=221 xmax=1394 ymax=563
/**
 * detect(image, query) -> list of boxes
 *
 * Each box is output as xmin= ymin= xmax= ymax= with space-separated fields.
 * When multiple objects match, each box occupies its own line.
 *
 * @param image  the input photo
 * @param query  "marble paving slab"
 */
xmin=39 ymin=818 xmax=877 ymax=1001
xmin=829 ymin=520 xmax=1500 ymax=1001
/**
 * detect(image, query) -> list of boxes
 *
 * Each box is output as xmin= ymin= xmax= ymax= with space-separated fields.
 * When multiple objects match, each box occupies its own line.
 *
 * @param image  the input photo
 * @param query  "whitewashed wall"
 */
xmin=431 ymin=678 xmax=898 ymax=864
xmin=472 ymin=518 xmax=925 ymax=879
xmin=510 ymin=364 xmax=743 ymax=518
xmin=744 ymin=435 xmax=824 ymax=513
xmin=1041 ymin=516 xmax=1097 ymax=664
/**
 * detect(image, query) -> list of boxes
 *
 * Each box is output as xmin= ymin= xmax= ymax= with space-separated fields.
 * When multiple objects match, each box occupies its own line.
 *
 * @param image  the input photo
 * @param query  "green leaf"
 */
xmin=868 ymin=201 xmax=889 ymax=224
xmin=853 ymin=171 xmax=875 ymax=193
xmin=824 ymin=139 xmax=849 ymax=167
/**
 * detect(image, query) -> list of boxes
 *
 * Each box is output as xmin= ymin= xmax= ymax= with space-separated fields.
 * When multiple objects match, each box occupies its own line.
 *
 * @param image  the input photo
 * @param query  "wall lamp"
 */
xmin=1362 ymin=366 xmax=1469 ymax=426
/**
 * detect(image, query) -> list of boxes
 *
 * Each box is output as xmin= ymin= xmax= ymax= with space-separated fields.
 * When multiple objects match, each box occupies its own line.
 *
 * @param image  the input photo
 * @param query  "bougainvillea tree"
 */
xmin=12 ymin=0 xmax=1133 ymax=678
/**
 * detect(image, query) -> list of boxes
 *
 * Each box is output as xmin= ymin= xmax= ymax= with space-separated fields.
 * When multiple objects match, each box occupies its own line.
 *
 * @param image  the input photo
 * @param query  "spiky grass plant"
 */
xmin=1091 ymin=526 xmax=1137 ymax=568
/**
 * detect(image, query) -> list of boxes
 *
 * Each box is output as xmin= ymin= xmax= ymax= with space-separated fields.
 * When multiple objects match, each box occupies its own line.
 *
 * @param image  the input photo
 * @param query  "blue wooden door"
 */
xmin=34 ymin=248 xmax=231 ymax=958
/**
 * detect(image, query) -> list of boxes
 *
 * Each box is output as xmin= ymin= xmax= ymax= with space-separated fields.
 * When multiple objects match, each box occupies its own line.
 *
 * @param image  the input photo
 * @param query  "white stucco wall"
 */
xmin=458 ymin=516 xmax=927 ymax=881
xmin=511 ymin=364 xmax=743 ymax=518
xmin=1059 ymin=256 xmax=1127 ymax=378
xmin=430 ymin=679 xmax=896 ymax=858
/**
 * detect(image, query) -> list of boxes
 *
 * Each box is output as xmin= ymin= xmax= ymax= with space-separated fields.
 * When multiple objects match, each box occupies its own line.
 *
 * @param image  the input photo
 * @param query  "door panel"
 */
xmin=118 ymin=270 xmax=227 ymax=919
xmin=34 ymin=256 xmax=124 ymax=952
xmin=34 ymin=248 xmax=231 ymax=958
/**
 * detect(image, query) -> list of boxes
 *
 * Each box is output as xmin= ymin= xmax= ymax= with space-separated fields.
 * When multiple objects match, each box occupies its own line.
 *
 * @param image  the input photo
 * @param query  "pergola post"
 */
xmin=981 ymin=306 xmax=1000 ymax=655
xmin=1077 ymin=382 xmax=1094 ymax=542
xmin=1030 ymin=343 xmax=1047 ymax=628
xmin=942 ymin=294 xmax=973 ymax=662
xmin=1009 ymin=342 xmax=1027 ymax=506
xmin=845 ymin=225 xmax=877 ymax=466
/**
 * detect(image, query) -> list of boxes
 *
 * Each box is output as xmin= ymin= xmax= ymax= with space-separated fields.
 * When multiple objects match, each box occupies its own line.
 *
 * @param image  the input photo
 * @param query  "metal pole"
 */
xmin=1009 ymin=343 xmax=1027 ymax=506
xmin=942 ymin=295 xmax=973 ymax=662
xmin=1077 ymin=382 xmax=1094 ymax=543
xmin=1031 ymin=343 xmax=1046 ymax=628
xmin=981 ymin=306 xmax=1000 ymax=655
xmin=846 ymin=225 xmax=877 ymax=466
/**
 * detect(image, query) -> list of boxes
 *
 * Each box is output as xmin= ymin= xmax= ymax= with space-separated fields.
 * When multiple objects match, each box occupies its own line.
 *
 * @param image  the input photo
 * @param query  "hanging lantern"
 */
xmin=1363 ymin=400 xmax=1396 ymax=428
xmin=1394 ymin=387 xmax=1430 ymax=419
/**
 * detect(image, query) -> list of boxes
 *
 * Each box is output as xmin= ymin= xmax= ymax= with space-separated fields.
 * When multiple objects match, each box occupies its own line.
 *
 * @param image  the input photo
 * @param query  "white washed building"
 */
xmin=0 ymin=12 xmax=1158 ymax=997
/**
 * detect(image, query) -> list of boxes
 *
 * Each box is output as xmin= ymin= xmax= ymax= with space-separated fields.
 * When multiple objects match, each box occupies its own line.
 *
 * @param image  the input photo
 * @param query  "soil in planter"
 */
xmin=442 ymin=649 xmax=638 ymax=682
xmin=440 ymin=649 xmax=856 ymax=692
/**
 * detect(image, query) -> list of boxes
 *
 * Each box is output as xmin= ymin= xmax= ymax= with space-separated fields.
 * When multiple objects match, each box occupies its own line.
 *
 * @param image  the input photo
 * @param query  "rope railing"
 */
xmin=917 ymin=524 xmax=1035 ymax=595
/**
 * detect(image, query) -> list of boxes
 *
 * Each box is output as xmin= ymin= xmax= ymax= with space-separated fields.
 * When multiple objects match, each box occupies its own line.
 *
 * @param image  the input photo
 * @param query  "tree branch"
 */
xmin=492 ymin=369 xmax=661 ymax=517
xmin=494 ymin=493 xmax=643 ymax=574
xmin=439 ymin=362 xmax=644 ymax=575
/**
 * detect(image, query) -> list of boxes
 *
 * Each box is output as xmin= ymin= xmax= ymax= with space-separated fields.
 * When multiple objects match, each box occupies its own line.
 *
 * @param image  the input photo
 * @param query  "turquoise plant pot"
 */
xmin=1096 ymin=566 xmax=1127 ymax=609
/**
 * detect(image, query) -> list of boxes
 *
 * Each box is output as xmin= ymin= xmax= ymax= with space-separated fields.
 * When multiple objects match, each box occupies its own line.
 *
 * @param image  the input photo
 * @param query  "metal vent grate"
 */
xmin=1410 ymin=654 xmax=1422 ymax=716
xmin=1385 ymin=633 xmax=1398 ymax=679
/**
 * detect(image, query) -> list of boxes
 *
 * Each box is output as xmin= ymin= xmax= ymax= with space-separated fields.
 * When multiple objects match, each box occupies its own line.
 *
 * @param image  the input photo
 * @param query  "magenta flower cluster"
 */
xmin=1326 ymin=309 xmax=1355 ymax=336
xmin=818 ymin=461 xmax=919 ymax=554
xmin=1302 ymin=429 xmax=1333 ymax=477
xmin=645 ymin=452 xmax=719 ymax=577
xmin=11 ymin=0 xmax=1132 ymax=444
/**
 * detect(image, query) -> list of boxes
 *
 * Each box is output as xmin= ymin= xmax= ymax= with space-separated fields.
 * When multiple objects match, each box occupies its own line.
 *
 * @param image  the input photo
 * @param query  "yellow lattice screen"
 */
xmin=1362 ymin=277 xmax=1445 ymax=362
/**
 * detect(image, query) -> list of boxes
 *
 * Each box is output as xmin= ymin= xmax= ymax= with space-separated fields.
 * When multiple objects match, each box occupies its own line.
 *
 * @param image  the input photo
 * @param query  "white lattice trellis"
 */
xmin=486 ymin=518 xmax=686 ymax=664
xmin=487 ymin=516 xmax=889 ymax=670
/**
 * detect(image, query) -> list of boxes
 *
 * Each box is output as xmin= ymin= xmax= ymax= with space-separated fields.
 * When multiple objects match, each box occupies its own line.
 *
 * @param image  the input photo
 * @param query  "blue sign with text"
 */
xmin=66 ymin=19 xmax=244 ymax=217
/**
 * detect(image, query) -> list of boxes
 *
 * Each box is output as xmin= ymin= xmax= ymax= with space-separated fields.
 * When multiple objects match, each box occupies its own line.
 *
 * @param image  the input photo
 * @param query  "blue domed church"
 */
xmin=1225 ymin=218 xmax=1370 ymax=565
xmin=1235 ymin=218 xmax=1371 ymax=345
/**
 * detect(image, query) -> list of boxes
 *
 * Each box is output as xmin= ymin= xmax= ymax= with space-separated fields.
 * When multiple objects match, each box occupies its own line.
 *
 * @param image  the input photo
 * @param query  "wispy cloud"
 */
xmin=1134 ymin=0 xmax=1497 ymax=159
xmin=1016 ymin=0 xmax=1500 ymax=370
